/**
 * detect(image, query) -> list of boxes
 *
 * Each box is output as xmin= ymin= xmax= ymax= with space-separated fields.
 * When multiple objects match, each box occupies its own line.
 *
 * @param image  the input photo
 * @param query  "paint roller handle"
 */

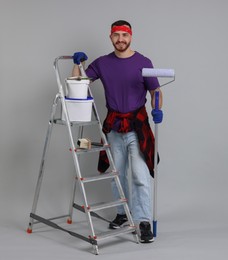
xmin=73 ymin=52 xmax=88 ymax=65
xmin=155 ymin=90 xmax=160 ymax=110
xmin=151 ymin=91 xmax=163 ymax=124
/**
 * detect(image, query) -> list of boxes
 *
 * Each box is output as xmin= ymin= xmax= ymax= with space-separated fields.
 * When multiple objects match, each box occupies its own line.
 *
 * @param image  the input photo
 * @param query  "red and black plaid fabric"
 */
xmin=98 ymin=106 xmax=158 ymax=178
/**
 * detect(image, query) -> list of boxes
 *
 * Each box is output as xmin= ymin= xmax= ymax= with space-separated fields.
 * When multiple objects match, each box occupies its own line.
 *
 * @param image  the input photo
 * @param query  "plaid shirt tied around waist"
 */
xmin=98 ymin=106 xmax=158 ymax=178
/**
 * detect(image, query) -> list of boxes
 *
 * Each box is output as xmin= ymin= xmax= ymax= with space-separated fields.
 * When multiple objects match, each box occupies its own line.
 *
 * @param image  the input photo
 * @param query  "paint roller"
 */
xmin=142 ymin=67 xmax=175 ymax=238
xmin=142 ymin=68 xmax=175 ymax=88
xmin=142 ymin=68 xmax=175 ymax=78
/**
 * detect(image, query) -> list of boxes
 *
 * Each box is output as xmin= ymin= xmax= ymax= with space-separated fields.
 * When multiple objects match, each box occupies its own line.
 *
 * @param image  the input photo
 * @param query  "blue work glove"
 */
xmin=151 ymin=109 xmax=163 ymax=124
xmin=73 ymin=52 xmax=88 ymax=65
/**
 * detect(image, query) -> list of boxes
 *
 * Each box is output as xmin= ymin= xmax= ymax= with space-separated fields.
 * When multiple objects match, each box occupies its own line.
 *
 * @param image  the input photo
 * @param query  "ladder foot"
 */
xmin=67 ymin=218 xmax=72 ymax=224
xmin=27 ymin=228 xmax=32 ymax=234
xmin=93 ymin=245 xmax=99 ymax=255
xmin=135 ymin=234 xmax=140 ymax=244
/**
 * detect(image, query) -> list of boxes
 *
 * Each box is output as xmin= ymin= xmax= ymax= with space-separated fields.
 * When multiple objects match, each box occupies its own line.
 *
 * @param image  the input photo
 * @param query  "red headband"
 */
xmin=111 ymin=25 xmax=132 ymax=35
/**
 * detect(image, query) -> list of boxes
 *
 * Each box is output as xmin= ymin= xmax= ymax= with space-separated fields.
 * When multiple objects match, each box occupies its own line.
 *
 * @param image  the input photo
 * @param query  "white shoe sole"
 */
xmin=140 ymin=237 xmax=155 ymax=243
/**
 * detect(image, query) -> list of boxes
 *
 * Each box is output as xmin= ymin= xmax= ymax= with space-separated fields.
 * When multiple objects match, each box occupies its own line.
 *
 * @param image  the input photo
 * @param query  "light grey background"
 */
xmin=0 ymin=0 xmax=228 ymax=259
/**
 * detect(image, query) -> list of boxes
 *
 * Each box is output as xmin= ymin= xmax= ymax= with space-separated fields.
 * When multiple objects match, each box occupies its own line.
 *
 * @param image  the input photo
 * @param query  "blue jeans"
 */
xmin=107 ymin=130 xmax=152 ymax=223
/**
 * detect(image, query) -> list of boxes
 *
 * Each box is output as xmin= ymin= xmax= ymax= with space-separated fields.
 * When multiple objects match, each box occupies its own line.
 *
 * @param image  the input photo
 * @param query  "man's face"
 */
xmin=110 ymin=31 xmax=132 ymax=52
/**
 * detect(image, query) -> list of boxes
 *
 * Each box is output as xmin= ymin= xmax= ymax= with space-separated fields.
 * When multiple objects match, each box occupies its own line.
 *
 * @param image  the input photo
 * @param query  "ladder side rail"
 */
xmin=89 ymin=86 xmax=136 ymax=234
xmin=54 ymin=56 xmax=97 ymax=239
xmin=83 ymin=62 xmax=139 ymax=245
xmin=67 ymin=125 xmax=84 ymax=222
xmin=28 ymin=94 xmax=60 ymax=231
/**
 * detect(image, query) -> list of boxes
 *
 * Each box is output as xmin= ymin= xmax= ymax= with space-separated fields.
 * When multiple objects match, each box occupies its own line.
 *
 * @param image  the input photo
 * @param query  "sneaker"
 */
xmin=109 ymin=214 xmax=128 ymax=229
xmin=139 ymin=221 xmax=154 ymax=243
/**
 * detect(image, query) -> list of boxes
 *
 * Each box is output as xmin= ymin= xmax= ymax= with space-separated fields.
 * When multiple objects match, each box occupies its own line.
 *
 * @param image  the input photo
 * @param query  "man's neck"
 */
xmin=114 ymin=49 xmax=135 ymax=58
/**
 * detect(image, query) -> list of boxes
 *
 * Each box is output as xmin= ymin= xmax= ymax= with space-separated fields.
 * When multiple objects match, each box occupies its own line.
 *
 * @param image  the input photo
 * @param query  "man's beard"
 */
xmin=113 ymin=41 xmax=131 ymax=52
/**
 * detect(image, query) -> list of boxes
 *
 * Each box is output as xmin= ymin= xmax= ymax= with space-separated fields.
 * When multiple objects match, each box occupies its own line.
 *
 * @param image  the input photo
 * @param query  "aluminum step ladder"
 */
xmin=27 ymin=56 xmax=139 ymax=255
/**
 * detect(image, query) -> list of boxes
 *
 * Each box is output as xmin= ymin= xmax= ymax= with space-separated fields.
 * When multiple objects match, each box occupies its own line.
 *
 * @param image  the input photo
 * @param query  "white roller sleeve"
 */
xmin=142 ymin=68 xmax=175 ymax=78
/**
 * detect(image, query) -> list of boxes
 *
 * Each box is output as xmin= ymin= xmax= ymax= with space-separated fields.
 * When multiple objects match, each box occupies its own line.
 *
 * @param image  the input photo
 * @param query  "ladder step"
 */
xmin=88 ymin=199 xmax=127 ymax=212
xmin=95 ymin=226 xmax=136 ymax=241
xmin=81 ymin=171 xmax=118 ymax=183
xmin=53 ymin=119 xmax=99 ymax=126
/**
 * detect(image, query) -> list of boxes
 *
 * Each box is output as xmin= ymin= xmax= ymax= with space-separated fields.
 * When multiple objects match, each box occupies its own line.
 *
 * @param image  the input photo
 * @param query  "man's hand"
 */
xmin=73 ymin=52 xmax=88 ymax=65
xmin=151 ymin=109 xmax=163 ymax=124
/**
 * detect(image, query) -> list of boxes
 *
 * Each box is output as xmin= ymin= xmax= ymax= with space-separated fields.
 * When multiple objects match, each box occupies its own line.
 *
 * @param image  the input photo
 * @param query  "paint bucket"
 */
xmin=65 ymin=77 xmax=90 ymax=99
xmin=62 ymin=97 xmax=93 ymax=122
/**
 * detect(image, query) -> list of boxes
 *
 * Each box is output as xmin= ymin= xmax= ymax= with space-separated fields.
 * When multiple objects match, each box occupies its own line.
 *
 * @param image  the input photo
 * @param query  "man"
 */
xmin=72 ymin=20 xmax=163 ymax=243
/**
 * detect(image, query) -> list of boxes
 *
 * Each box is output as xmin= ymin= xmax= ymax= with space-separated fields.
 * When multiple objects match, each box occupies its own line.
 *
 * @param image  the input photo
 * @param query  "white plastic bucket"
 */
xmin=62 ymin=97 xmax=93 ymax=122
xmin=65 ymin=77 xmax=90 ymax=99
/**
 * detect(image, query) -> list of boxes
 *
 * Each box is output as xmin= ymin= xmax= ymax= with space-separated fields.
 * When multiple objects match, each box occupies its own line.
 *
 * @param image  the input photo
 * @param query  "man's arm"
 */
xmin=72 ymin=52 xmax=88 ymax=76
xmin=72 ymin=64 xmax=80 ymax=77
xmin=72 ymin=62 xmax=86 ymax=77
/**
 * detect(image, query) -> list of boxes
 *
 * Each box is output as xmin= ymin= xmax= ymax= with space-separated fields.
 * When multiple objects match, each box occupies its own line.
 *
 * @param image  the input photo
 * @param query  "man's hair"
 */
xmin=111 ymin=20 xmax=132 ymax=29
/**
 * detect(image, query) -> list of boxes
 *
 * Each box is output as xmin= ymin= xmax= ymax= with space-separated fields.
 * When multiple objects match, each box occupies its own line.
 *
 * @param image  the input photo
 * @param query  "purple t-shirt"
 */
xmin=86 ymin=51 xmax=160 ymax=113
